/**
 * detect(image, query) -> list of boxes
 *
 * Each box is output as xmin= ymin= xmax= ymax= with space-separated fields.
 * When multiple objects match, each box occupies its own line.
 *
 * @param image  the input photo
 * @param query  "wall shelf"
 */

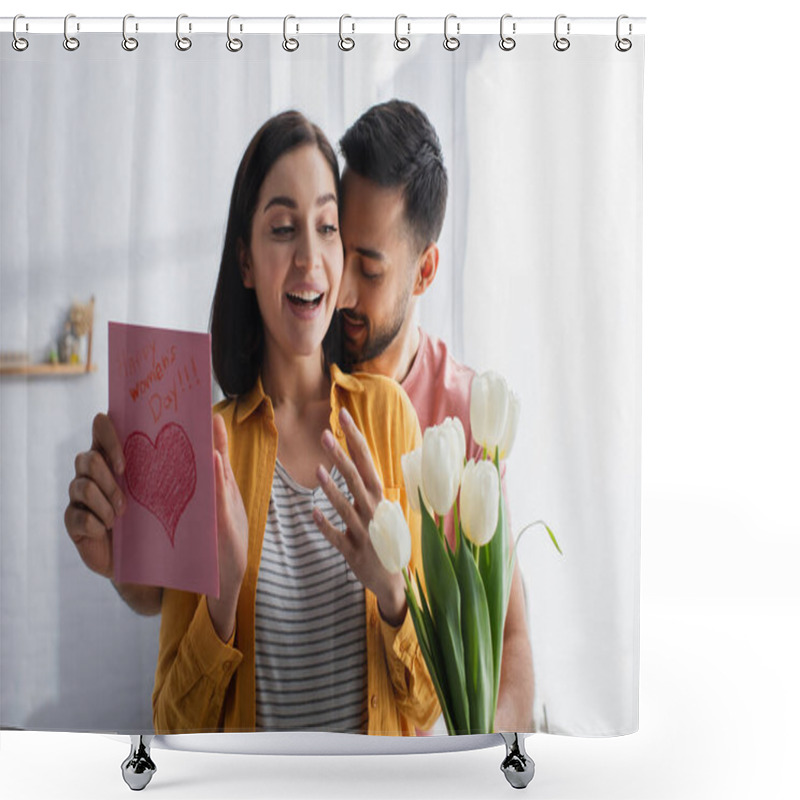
xmin=0 ymin=362 xmax=97 ymax=377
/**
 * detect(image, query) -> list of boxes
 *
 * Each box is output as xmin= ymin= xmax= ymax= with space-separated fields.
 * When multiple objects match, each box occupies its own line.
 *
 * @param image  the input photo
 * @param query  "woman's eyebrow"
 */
xmin=263 ymin=193 xmax=337 ymax=213
xmin=264 ymin=196 xmax=296 ymax=212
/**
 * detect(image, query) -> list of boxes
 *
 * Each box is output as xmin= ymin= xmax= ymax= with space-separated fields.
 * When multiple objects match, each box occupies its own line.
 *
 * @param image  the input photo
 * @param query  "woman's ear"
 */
xmin=413 ymin=243 xmax=440 ymax=297
xmin=237 ymin=240 xmax=253 ymax=288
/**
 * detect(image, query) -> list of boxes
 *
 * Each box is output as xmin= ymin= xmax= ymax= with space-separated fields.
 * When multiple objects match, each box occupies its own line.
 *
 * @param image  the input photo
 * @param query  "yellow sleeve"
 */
xmin=377 ymin=388 xmax=440 ymax=730
xmin=151 ymin=590 xmax=243 ymax=734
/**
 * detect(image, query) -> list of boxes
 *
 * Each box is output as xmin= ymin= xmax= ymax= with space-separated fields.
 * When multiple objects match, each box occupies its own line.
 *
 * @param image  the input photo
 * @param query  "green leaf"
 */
xmin=419 ymin=490 xmax=470 ymax=734
xmin=454 ymin=530 xmax=494 ymax=734
xmin=403 ymin=572 xmax=455 ymax=735
xmin=479 ymin=450 xmax=509 ymax=726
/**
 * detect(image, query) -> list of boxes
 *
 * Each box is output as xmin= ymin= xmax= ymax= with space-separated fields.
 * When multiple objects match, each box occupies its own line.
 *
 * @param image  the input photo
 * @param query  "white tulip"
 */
xmin=498 ymin=391 xmax=521 ymax=460
xmin=470 ymin=371 xmax=510 ymax=455
xmin=421 ymin=416 xmax=466 ymax=517
xmin=369 ymin=499 xmax=412 ymax=574
xmin=401 ymin=447 xmax=432 ymax=515
xmin=459 ymin=460 xmax=500 ymax=547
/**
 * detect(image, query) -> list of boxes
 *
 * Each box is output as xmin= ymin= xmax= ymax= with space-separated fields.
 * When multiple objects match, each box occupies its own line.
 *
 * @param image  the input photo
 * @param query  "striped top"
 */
xmin=254 ymin=460 xmax=368 ymax=733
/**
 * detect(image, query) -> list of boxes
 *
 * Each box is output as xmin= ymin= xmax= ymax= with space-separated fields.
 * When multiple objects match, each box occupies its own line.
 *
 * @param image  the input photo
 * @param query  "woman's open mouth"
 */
xmin=285 ymin=290 xmax=325 ymax=320
xmin=286 ymin=290 xmax=324 ymax=309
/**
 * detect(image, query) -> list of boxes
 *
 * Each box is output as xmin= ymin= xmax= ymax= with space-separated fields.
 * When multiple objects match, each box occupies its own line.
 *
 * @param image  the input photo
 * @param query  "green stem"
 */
xmin=453 ymin=496 xmax=461 ymax=556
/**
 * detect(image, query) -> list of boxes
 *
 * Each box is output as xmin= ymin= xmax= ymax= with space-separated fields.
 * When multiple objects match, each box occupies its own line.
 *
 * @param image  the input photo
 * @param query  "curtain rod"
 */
xmin=1 ymin=16 xmax=646 ymax=37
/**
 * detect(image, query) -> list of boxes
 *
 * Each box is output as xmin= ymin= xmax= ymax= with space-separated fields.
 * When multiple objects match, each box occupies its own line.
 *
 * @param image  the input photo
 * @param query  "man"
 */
xmin=336 ymin=100 xmax=534 ymax=732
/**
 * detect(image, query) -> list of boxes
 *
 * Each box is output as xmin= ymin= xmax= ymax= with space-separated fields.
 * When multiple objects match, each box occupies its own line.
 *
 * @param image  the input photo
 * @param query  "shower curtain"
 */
xmin=0 ymin=21 xmax=643 ymax=739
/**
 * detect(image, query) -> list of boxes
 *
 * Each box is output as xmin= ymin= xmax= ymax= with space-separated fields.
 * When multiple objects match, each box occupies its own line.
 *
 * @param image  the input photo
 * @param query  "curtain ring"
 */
xmin=283 ymin=15 xmax=299 ymax=52
xmin=338 ymin=14 xmax=355 ymax=51
xmin=615 ymin=15 xmax=632 ymax=52
xmin=499 ymin=14 xmax=516 ymax=51
xmin=443 ymin=14 xmax=460 ymax=51
xmin=122 ymin=14 xmax=138 ymax=51
xmin=63 ymin=13 xmax=80 ymax=51
xmin=553 ymin=14 xmax=570 ymax=52
xmin=226 ymin=15 xmax=243 ymax=52
xmin=394 ymin=15 xmax=410 ymax=51
xmin=12 ymin=15 xmax=29 ymax=52
xmin=175 ymin=14 xmax=192 ymax=51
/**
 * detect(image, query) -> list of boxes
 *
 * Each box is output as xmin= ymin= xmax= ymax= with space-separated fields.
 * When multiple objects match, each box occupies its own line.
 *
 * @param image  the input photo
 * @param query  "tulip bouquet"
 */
xmin=369 ymin=371 xmax=560 ymax=735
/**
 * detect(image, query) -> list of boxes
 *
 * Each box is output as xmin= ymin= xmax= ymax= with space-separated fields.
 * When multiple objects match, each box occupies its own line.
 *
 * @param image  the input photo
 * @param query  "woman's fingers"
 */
xmin=68 ymin=476 xmax=117 ymax=530
xmin=91 ymin=412 xmax=125 ymax=476
xmin=63 ymin=503 xmax=113 ymax=576
xmin=312 ymin=506 xmax=354 ymax=561
xmin=213 ymin=450 xmax=227 ymax=517
xmin=212 ymin=414 xmax=235 ymax=484
xmin=316 ymin=464 xmax=363 ymax=540
xmin=338 ymin=408 xmax=383 ymax=497
xmin=73 ymin=449 xmax=126 ymax=517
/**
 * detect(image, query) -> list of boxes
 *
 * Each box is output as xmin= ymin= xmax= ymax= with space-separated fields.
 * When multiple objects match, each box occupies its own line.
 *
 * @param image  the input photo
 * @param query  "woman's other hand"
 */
xmin=312 ymin=407 xmax=407 ymax=627
xmin=64 ymin=413 xmax=164 ymax=615
xmin=207 ymin=414 xmax=249 ymax=642
xmin=65 ymin=412 xmax=127 ymax=578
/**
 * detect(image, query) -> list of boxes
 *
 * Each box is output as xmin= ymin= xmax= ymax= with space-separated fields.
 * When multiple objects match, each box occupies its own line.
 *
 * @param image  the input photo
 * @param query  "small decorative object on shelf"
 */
xmin=0 ymin=296 xmax=97 ymax=377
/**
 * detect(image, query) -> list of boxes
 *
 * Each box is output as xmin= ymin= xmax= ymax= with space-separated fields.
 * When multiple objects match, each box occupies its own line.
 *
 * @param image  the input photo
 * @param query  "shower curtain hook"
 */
xmin=615 ymin=15 xmax=632 ymax=52
xmin=175 ymin=14 xmax=192 ymax=51
xmin=122 ymin=14 xmax=139 ymax=51
xmin=338 ymin=14 xmax=355 ymax=51
xmin=553 ymin=14 xmax=570 ymax=52
xmin=12 ymin=15 xmax=29 ymax=52
xmin=63 ymin=13 xmax=80 ymax=51
xmin=226 ymin=15 xmax=243 ymax=52
xmin=394 ymin=15 xmax=410 ymax=51
xmin=283 ymin=15 xmax=299 ymax=52
xmin=443 ymin=14 xmax=460 ymax=51
xmin=499 ymin=14 xmax=516 ymax=51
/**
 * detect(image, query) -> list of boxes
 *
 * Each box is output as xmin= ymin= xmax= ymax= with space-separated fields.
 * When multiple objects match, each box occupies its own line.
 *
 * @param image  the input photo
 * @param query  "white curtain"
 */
xmin=0 ymin=32 xmax=642 ymax=736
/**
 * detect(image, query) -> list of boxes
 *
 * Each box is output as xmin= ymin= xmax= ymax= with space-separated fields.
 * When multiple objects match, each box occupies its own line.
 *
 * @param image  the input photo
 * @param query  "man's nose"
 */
xmin=337 ymin=253 xmax=358 ymax=310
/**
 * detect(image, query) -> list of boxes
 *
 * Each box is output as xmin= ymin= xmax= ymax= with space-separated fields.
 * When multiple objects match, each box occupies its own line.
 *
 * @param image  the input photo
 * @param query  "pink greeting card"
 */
xmin=108 ymin=322 xmax=218 ymax=597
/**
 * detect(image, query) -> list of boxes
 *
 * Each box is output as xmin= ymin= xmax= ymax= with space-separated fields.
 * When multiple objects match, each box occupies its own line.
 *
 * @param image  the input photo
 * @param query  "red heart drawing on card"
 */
xmin=124 ymin=423 xmax=197 ymax=547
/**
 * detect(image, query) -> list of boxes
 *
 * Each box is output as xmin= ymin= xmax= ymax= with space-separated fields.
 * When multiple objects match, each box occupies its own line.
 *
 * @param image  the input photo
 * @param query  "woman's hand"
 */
xmin=207 ymin=414 xmax=249 ymax=642
xmin=312 ymin=407 xmax=407 ymax=627
xmin=65 ymin=413 xmax=127 ymax=579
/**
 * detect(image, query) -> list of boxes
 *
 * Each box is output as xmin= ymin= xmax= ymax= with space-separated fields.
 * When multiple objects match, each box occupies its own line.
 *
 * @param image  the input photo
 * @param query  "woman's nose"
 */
xmin=293 ymin=227 xmax=319 ymax=271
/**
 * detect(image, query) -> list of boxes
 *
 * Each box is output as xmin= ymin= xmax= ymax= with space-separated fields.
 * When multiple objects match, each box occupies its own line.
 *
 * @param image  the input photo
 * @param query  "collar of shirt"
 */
xmin=234 ymin=362 xmax=365 ymax=425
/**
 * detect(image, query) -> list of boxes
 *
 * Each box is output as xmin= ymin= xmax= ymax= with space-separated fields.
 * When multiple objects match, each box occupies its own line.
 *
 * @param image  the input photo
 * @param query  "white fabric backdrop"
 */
xmin=0 ymin=32 xmax=642 ymax=736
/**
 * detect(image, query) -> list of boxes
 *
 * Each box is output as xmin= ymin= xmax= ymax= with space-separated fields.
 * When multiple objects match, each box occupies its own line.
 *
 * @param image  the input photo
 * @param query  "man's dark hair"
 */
xmin=210 ymin=111 xmax=341 ymax=398
xmin=339 ymin=99 xmax=448 ymax=253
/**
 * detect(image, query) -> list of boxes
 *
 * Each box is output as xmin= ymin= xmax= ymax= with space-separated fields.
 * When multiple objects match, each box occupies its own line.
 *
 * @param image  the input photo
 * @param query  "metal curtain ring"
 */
xmin=615 ymin=14 xmax=632 ymax=52
xmin=499 ymin=13 xmax=516 ymax=51
xmin=63 ymin=13 xmax=80 ymax=51
xmin=122 ymin=14 xmax=138 ymax=51
xmin=12 ymin=14 xmax=29 ymax=51
xmin=283 ymin=15 xmax=299 ymax=52
xmin=443 ymin=13 xmax=460 ymax=51
xmin=338 ymin=14 xmax=355 ymax=51
xmin=175 ymin=14 xmax=192 ymax=51
xmin=553 ymin=14 xmax=570 ymax=52
xmin=394 ymin=15 xmax=410 ymax=51
xmin=227 ymin=15 xmax=243 ymax=52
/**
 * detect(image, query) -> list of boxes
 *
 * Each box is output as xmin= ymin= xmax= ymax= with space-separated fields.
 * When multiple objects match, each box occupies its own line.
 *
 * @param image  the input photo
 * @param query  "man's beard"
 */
xmin=340 ymin=286 xmax=412 ymax=370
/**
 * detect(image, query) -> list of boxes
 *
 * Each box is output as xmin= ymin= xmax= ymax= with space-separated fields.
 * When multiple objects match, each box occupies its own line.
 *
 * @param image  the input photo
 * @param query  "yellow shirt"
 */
xmin=152 ymin=364 xmax=440 ymax=735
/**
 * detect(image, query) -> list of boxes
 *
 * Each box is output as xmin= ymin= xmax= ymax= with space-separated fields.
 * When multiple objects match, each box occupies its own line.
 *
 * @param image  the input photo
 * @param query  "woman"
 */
xmin=65 ymin=112 xmax=438 ymax=736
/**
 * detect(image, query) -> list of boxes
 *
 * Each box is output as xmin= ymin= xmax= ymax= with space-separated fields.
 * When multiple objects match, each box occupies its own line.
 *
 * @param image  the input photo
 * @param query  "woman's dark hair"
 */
xmin=211 ymin=111 xmax=341 ymax=398
xmin=339 ymin=99 xmax=448 ymax=255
